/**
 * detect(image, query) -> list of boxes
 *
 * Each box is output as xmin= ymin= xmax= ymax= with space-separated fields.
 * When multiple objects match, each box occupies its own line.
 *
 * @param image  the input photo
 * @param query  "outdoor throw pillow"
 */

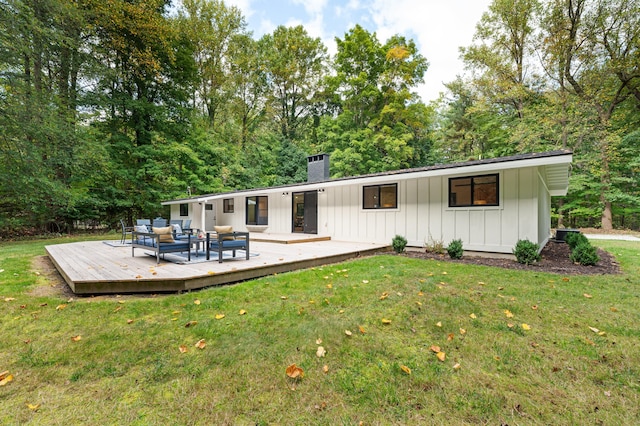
xmin=134 ymin=225 xmax=148 ymax=234
xmin=172 ymin=223 xmax=183 ymax=234
xmin=214 ymin=225 xmax=234 ymax=240
xmin=152 ymin=226 xmax=175 ymax=243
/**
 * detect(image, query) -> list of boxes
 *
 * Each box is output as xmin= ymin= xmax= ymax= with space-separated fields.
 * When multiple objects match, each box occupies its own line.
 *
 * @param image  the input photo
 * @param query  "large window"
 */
xmin=223 ymin=198 xmax=234 ymax=213
xmin=363 ymin=183 xmax=398 ymax=209
xmin=246 ymin=196 xmax=268 ymax=225
xmin=449 ymin=174 xmax=499 ymax=207
xmin=179 ymin=203 xmax=189 ymax=216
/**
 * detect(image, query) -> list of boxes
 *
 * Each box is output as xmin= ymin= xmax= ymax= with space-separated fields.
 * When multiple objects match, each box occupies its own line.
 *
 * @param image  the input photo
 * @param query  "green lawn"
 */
xmin=1 ymin=235 xmax=639 ymax=424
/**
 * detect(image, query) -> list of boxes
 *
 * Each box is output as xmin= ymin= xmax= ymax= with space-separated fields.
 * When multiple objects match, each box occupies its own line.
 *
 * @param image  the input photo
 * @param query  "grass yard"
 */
xmin=1 ymin=235 xmax=639 ymax=425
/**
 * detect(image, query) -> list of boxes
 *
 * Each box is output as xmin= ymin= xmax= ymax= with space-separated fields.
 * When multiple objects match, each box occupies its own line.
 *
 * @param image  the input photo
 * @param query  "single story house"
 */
xmin=162 ymin=150 xmax=572 ymax=254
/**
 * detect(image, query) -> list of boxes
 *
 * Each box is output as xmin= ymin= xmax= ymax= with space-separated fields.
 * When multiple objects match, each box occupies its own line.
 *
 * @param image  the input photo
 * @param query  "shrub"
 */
xmin=513 ymin=239 xmax=541 ymax=265
xmin=447 ymin=239 xmax=464 ymax=259
xmin=565 ymin=232 xmax=588 ymax=250
xmin=392 ymin=235 xmax=408 ymax=254
xmin=570 ymin=242 xmax=600 ymax=266
xmin=425 ymin=238 xmax=445 ymax=254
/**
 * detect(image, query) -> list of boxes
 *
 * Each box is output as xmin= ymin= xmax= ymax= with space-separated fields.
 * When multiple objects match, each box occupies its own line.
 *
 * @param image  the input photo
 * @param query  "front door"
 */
xmin=292 ymin=191 xmax=317 ymax=234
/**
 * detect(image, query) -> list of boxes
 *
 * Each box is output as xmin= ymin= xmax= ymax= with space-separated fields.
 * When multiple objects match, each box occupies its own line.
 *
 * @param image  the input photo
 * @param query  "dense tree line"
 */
xmin=0 ymin=0 xmax=638 ymax=236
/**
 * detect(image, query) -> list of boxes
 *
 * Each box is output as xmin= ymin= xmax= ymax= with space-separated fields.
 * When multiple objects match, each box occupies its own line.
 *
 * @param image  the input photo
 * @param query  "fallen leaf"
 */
xmin=0 ymin=374 xmax=13 ymax=386
xmin=326 ymin=283 xmax=332 ymax=289
xmin=562 ymin=277 xmax=570 ymax=282
xmin=56 ymin=304 xmax=67 ymax=311
xmin=286 ymin=364 xmax=304 ymax=379
xmin=323 ymin=365 xmax=329 ymax=374
xmin=193 ymin=299 xmax=201 ymax=305
xmin=522 ymin=323 xmax=531 ymax=330
xmin=453 ymin=363 xmax=461 ymax=370
xmin=604 ymin=391 xmax=611 ymax=397
xmin=135 ymin=275 xmax=142 ymax=279
xmin=185 ymin=320 xmax=198 ymax=327
xmin=239 ymin=309 xmax=247 ymax=315
xmin=430 ymin=345 xmax=441 ymax=353
xmin=436 ymin=321 xmax=442 ymax=327
xmin=379 ymin=292 xmax=389 ymax=300
xmin=583 ymin=293 xmax=593 ymax=299
xmin=215 ymin=314 xmax=225 ymax=320
xmin=179 ymin=345 xmax=188 ymax=353
xmin=195 ymin=339 xmax=206 ymax=349
xmin=531 ymin=305 xmax=538 ymax=310
xmin=362 ymin=280 xmax=369 ymax=284
xmin=610 ymin=307 xmax=618 ymax=312
xmin=401 ymin=365 xmax=411 ymax=375
xmin=469 ymin=313 xmax=477 ymax=319
xmin=4 ymin=297 xmax=15 ymax=302
xmin=27 ymin=403 xmax=40 ymax=411
xmin=507 ymin=323 xmax=515 ymax=328
xmin=71 ymin=335 xmax=81 ymax=341
xmin=359 ymin=325 xmax=366 ymax=334
xmin=589 ymin=326 xmax=600 ymax=333
xmin=316 ymin=346 xmax=326 ymax=357
xmin=316 ymin=338 xmax=322 ymax=345
xmin=459 ymin=328 xmax=466 ymax=335
xmin=418 ymin=291 xmax=424 ymax=296
xmin=381 ymin=318 xmax=391 ymax=324
xmin=113 ymin=306 xmax=122 ymax=313
xmin=344 ymin=330 xmax=352 ymax=336
xmin=416 ymin=301 xmax=422 ymax=306
xmin=127 ymin=319 xmax=134 ymax=324
xmin=339 ymin=309 xmax=345 ymax=314
xmin=442 ymin=271 xmax=448 ymax=275
xmin=436 ymin=351 xmax=446 ymax=362
xmin=280 ymin=296 xmax=288 ymax=300
xmin=598 ymin=331 xmax=606 ymax=336
xmin=504 ymin=309 xmax=514 ymax=318
xmin=172 ymin=310 xmax=181 ymax=315
xmin=447 ymin=333 xmax=455 ymax=341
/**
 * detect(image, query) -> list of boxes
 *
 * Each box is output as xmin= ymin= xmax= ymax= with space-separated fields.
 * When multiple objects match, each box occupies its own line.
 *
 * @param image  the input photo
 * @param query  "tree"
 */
xmin=320 ymin=26 xmax=432 ymax=177
xmin=259 ymin=25 xmax=328 ymax=142
xmin=543 ymin=0 xmax=640 ymax=230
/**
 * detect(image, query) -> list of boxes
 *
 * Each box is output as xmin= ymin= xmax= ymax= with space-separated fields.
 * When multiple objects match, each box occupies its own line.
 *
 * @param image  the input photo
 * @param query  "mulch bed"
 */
xmin=404 ymin=240 xmax=620 ymax=275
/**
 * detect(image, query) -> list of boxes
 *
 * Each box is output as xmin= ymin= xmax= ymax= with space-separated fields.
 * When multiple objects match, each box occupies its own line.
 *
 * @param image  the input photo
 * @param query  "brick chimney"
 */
xmin=307 ymin=154 xmax=330 ymax=183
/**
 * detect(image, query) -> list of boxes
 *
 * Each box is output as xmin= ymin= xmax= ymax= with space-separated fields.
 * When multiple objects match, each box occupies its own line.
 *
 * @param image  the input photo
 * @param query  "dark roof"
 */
xmin=166 ymin=150 xmax=572 ymax=203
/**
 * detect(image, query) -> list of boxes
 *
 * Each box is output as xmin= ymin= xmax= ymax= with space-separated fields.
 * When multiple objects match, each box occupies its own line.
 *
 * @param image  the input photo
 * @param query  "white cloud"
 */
xmin=292 ymin=0 xmax=328 ymax=15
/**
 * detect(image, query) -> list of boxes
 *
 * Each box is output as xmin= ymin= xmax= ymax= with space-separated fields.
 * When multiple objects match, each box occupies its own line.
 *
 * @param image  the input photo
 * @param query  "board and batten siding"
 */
xmin=319 ymin=166 xmax=546 ymax=254
xmin=183 ymin=165 xmax=551 ymax=254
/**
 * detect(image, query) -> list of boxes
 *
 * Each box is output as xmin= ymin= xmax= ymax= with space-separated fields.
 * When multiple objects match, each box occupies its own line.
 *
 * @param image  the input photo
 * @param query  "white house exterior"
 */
xmin=162 ymin=151 xmax=572 ymax=254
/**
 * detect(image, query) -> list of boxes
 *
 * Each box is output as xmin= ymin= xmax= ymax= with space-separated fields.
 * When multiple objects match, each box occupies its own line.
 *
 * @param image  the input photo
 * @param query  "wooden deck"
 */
xmin=46 ymin=237 xmax=389 ymax=295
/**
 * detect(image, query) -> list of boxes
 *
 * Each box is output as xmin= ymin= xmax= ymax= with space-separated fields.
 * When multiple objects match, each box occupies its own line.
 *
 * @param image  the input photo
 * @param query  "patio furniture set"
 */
xmin=125 ymin=218 xmax=249 ymax=264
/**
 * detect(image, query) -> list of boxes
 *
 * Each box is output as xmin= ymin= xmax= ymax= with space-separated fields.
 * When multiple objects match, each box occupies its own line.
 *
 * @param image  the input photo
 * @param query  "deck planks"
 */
xmin=46 ymin=238 xmax=389 ymax=295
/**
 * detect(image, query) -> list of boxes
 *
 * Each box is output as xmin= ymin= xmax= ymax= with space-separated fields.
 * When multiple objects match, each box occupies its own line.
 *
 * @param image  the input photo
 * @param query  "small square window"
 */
xmin=223 ymin=198 xmax=234 ymax=213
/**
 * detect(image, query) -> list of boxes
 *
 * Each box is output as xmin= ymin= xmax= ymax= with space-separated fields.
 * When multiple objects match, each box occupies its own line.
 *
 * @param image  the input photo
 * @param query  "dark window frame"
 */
xmin=179 ymin=203 xmax=189 ymax=216
xmin=362 ymin=183 xmax=398 ymax=210
xmin=448 ymin=174 xmax=499 ymax=207
xmin=223 ymin=198 xmax=234 ymax=213
xmin=246 ymin=196 xmax=268 ymax=225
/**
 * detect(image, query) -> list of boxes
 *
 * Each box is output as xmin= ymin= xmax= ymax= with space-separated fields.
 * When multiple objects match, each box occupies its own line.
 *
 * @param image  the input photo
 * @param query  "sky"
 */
xmin=225 ymin=0 xmax=493 ymax=103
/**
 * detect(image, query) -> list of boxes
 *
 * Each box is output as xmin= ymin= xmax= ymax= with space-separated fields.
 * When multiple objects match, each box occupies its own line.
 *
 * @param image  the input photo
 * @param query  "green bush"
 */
xmin=565 ymin=232 xmax=588 ymax=250
xmin=570 ymin=242 xmax=600 ymax=266
xmin=447 ymin=239 xmax=464 ymax=259
xmin=513 ymin=239 xmax=541 ymax=265
xmin=392 ymin=235 xmax=408 ymax=254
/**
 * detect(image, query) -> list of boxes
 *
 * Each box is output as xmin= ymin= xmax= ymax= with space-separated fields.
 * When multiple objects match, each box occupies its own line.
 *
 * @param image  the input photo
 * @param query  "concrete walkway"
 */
xmin=584 ymin=234 xmax=640 ymax=242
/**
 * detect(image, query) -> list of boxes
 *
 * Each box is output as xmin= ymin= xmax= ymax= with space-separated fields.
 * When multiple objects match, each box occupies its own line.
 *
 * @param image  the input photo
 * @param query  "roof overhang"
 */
xmin=162 ymin=151 xmax=573 ymax=205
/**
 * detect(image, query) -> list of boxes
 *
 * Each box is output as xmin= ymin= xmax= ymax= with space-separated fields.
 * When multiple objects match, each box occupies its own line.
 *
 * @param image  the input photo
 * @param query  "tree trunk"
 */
xmin=601 ymin=199 xmax=613 ymax=231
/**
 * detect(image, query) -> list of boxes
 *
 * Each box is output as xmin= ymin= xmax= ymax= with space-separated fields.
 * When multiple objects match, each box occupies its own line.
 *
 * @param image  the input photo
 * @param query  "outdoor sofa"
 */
xmin=132 ymin=227 xmax=192 ymax=264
